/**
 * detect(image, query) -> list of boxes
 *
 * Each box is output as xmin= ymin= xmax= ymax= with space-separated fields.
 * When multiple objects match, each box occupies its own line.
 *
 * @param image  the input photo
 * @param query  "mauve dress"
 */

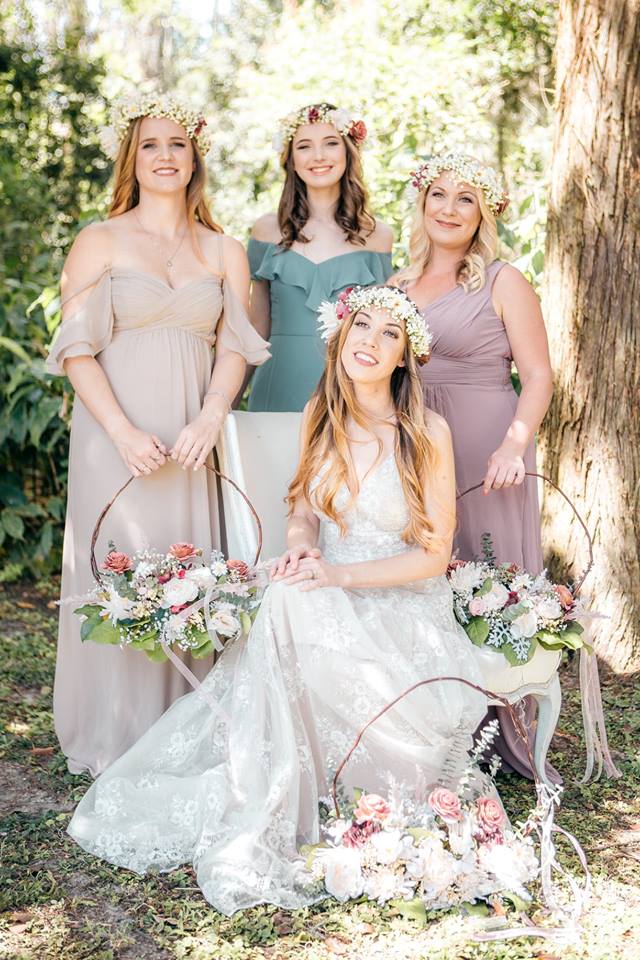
xmin=416 ymin=259 xmax=557 ymax=781
xmin=45 ymin=238 xmax=270 ymax=777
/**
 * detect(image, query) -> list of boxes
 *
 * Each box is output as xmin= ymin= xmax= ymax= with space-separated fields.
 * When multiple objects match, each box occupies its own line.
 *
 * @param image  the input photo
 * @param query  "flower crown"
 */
xmin=317 ymin=285 xmax=432 ymax=364
xmin=99 ymin=93 xmax=212 ymax=161
xmin=410 ymin=152 xmax=509 ymax=216
xmin=272 ymin=103 xmax=367 ymax=154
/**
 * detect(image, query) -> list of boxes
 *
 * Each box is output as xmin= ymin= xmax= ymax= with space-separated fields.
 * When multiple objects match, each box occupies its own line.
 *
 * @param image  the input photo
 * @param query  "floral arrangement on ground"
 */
xmin=74 ymin=542 xmax=261 ymax=661
xmin=302 ymin=780 xmax=538 ymax=913
xmin=447 ymin=536 xmax=589 ymax=664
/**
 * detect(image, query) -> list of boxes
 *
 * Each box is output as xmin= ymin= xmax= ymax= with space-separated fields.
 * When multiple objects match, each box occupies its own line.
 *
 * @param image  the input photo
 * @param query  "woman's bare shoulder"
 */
xmin=363 ymin=219 xmax=394 ymax=253
xmin=251 ymin=212 xmax=281 ymax=244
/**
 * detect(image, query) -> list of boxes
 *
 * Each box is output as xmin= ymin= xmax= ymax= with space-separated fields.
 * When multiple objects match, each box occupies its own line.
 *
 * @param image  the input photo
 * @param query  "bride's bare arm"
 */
xmin=277 ymin=413 xmax=456 ymax=590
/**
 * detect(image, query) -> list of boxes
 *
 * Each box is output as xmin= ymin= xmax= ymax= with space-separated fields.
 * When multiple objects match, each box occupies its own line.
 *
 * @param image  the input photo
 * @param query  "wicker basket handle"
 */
xmin=456 ymin=471 xmax=594 ymax=597
xmin=90 ymin=463 xmax=262 ymax=582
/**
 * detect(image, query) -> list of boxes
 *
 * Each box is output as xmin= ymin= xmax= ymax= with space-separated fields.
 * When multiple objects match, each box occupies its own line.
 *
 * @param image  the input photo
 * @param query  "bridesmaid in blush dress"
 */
xmin=46 ymin=96 xmax=269 ymax=777
xmin=391 ymin=153 xmax=555 ymax=781
xmin=246 ymin=102 xmax=393 ymax=411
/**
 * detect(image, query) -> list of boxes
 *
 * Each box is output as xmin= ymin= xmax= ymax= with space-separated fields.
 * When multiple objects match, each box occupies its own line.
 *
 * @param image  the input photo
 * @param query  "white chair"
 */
xmin=218 ymin=411 xmax=561 ymax=786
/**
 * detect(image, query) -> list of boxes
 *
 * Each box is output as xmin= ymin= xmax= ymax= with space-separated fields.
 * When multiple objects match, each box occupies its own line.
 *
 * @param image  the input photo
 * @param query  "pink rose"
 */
xmin=554 ymin=584 xmax=574 ymax=610
xmin=475 ymin=796 xmax=505 ymax=839
xmin=102 ymin=551 xmax=133 ymax=575
xmin=349 ymin=120 xmax=367 ymax=144
xmin=428 ymin=787 xmax=462 ymax=822
xmin=468 ymin=597 xmax=486 ymax=616
xmin=227 ymin=559 xmax=250 ymax=580
xmin=308 ymin=107 xmax=320 ymax=122
xmin=447 ymin=559 xmax=465 ymax=572
xmin=354 ymin=793 xmax=391 ymax=824
xmin=169 ymin=542 xmax=198 ymax=561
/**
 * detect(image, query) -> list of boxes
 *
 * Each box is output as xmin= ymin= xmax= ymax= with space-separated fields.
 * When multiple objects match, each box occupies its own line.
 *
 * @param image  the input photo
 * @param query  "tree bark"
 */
xmin=542 ymin=0 xmax=640 ymax=669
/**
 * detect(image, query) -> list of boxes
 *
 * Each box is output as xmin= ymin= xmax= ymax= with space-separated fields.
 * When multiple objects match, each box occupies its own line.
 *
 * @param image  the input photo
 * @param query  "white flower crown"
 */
xmin=410 ymin=152 xmax=509 ymax=216
xmin=99 ymin=93 xmax=212 ymax=161
xmin=317 ymin=285 xmax=432 ymax=364
xmin=272 ymin=103 xmax=367 ymax=154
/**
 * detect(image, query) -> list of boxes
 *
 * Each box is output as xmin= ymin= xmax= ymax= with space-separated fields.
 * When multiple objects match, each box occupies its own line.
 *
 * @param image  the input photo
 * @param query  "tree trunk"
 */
xmin=541 ymin=0 xmax=640 ymax=670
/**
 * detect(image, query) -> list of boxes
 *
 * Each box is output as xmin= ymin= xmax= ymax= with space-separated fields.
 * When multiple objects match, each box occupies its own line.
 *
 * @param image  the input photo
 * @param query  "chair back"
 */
xmin=218 ymin=411 xmax=303 ymax=562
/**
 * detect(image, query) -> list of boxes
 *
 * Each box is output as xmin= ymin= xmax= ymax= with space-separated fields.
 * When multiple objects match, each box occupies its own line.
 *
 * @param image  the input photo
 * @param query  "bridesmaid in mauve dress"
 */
xmin=46 ymin=97 xmax=269 ymax=776
xmin=392 ymin=153 xmax=555 ymax=780
xmin=246 ymin=102 xmax=393 ymax=411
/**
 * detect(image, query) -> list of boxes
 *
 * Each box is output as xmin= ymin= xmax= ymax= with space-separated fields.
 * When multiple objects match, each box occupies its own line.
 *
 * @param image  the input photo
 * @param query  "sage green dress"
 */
xmin=247 ymin=240 xmax=393 ymax=411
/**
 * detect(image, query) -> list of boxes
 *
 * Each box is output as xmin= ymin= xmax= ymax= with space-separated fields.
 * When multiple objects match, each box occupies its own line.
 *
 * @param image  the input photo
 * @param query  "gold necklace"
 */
xmin=134 ymin=209 xmax=188 ymax=278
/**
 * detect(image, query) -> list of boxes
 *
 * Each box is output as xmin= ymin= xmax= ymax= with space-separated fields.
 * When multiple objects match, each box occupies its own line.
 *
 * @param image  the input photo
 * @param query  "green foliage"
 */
xmin=0 ymin=4 xmax=109 ymax=575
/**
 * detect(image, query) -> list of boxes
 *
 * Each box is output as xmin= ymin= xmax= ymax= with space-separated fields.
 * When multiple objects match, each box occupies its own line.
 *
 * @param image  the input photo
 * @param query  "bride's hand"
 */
xmin=109 ymin=420 xmax=167 ymax=477
xmin=171 ymin=412 xmax=222 ymax=471
xmin=275 ymin=555 xmax=346 ymax=591
xmin=270 ymin=546 xmax=321 ymax=581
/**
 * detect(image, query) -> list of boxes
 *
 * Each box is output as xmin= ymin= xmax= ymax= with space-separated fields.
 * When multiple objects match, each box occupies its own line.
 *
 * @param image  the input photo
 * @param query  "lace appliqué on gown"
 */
xmin=68 ymin=457 xmax=488 ymax=915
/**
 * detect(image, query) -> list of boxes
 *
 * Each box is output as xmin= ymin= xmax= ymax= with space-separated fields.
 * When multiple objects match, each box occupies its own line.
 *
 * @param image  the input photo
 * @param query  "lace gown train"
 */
xmin=68 ymin=457 xmax=488 ymax=915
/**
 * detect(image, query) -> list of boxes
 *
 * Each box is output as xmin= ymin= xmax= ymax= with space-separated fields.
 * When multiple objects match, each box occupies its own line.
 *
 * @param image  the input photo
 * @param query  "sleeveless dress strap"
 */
xmin=60 ymin=264 xmax=112 ymax=310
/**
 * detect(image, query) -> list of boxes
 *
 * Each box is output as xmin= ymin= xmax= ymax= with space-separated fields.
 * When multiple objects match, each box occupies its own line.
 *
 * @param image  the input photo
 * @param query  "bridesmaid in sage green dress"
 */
xmin=246 ymin=103 xmax=393 ymax=411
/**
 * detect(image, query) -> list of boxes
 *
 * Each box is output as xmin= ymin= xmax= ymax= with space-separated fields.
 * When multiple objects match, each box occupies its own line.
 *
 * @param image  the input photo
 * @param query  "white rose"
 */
xmin=328 ymin=107 xmax=351 ymax=131
xmin=369 ymin=829 xmax=404 ymax=865
xmin=162 ymin=577 xmax=199 ymax=608
xmin=363 ymin=867 xmax=413 ymax=905
xmin=415 ymin=837 xmax=460 ymax=895
xmin=447 ymin=816 xmax=474 ymax=856
xmin=210 ymin=609 xmax=241 ymax=637
xmin=186 ymin=566 xmax=217 ymax=589
xmin=510 ymin=610 xmax=539 ymax=639
xmin=322 ymin=847 xmax=364 ymax=902
xmin=482 ymin=581 xmax=510 ymax=613
xmin=535 ymin=596 xmax=562 ymax=621
xmin=210 ymin=560 xmax=228 ymax=577
xmin=448 ymin=563 xmax=486 ymax=594
xmin=478 ymin=837 xmax=538 ymax=896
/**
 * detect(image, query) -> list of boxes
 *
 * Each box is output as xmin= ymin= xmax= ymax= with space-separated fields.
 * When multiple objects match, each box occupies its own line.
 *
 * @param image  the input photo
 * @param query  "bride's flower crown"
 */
xmin=317 ymin=285 xmax=432 ymax=364
xmin=410 ymin=152 xmax=509 ymax=216
xmin=272 ymin=103 xmax=367 ymax=154
xmin=99 ymin=93 xmax=212 ymax=161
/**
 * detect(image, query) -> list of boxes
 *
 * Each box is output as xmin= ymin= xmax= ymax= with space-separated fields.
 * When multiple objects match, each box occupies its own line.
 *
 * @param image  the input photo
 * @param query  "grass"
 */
xmin=1 ymin=578 xmax=639 ymax=960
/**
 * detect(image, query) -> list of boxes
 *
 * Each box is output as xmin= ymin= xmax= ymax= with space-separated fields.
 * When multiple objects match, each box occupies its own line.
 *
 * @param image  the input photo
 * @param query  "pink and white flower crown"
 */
xmin=272 ymin=103 xmax=367 ymax=154
xmin=317 ymin=285 xmax=432 ymax=364
xmin=99 ymin=93 xmax=211 ymax=161
xmin=410 ymin=152 xmax=510 ymax=216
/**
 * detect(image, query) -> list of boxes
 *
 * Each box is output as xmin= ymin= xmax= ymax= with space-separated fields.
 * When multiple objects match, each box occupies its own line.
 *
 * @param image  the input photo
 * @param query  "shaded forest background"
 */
xmin=0 ymin=0 xmax=556 ymax=576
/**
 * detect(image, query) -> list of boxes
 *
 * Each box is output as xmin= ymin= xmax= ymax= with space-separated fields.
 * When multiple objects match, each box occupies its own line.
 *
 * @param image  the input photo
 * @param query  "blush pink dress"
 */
xmin=46 ymin=236 xmax=270 ymax=777
xmin=415 ymin=260 xmax=558 ymax=782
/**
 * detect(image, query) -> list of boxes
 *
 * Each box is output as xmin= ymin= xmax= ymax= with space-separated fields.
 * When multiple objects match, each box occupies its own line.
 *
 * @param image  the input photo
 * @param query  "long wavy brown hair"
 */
xmin=277 ymin=103 xmax=375 ymax=249
xmin=109 ymin=117 xmax=223 ymax=241
xmin=286 ymin=292 xmax=452 ymax=551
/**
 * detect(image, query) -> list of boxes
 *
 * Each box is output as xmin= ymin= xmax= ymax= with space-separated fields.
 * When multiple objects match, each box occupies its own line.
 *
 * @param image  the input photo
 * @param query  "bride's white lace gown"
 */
xmin=68 ymin=456 xmax=488 ymax=915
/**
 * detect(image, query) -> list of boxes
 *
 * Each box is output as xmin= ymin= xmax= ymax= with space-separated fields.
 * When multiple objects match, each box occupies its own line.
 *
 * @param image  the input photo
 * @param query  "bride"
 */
xmin=68 ymin=284 xmax=491 ymax=915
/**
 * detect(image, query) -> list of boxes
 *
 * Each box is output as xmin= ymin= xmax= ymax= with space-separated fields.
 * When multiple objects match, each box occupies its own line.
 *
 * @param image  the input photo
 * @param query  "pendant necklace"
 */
xmin=134 ymin=209 xmax=188 ymax=281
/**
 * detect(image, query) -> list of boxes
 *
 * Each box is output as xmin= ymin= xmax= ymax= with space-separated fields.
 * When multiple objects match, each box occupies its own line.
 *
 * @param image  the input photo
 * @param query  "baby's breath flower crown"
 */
xmin=272 ymin=103 xmax=367 ymax=154
xmin=317 ymin=285 xmax=432 ymax=365
xmin=99 ymin=93 xmax=211 ymax=161
xmin=410 ymin=152 xmax=509 ymax=216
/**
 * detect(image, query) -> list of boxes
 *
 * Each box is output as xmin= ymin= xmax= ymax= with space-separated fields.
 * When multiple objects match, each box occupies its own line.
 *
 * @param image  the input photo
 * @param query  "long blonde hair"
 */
xmin=396 ymin=183 xmax=497 ymax=292
xmin=109 ymin=117 xmax=223 ymax=235
xmin=287 ymin=300 xmax=452 ymax=552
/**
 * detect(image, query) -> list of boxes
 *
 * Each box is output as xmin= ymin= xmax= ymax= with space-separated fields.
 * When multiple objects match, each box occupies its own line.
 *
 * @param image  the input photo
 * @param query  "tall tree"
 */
xmin=541 ymin=0 xmax=640 ymax=668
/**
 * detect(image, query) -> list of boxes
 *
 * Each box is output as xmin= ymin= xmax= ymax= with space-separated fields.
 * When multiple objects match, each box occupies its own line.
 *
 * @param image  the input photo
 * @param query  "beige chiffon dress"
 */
xmin=46 ymin=238 xmax=270 ymax=777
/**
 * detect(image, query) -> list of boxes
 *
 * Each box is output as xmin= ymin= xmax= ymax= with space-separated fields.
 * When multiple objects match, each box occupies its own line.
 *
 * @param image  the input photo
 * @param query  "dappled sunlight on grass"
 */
xmin=1 ymin=580 xmax=639 ymax=959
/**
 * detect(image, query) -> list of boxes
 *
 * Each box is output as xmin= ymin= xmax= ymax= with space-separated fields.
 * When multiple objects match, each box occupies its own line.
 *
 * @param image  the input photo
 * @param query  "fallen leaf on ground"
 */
xmin=17 ymin=601 xmax=36 ymax=609
xmin=30 ymin=746 xmax=55 ymax=755
xmin=325 ymin=936 xmax=349 ymax=955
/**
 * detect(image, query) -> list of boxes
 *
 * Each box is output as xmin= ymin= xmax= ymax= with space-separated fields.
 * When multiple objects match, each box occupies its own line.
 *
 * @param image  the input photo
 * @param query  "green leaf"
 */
xmin=145 ymin=646 xmax=169 ymax=663
xmin=1 ymin=509 xmax=24 ymax=540
xmin=465 ymin=616 xmax=490 ymax=646
xmin=74 ymin=603 xmax=101 ymax=618
xmin=0 ymin=335 xmax=32 ymax=364
xmin=240 ymin=610 xmax=252 ymax=635
xmin=532 ymin=249 xmax=545 ymax=274
xmin=564 ymin=619 xmax=584 ymax=636
xmin=477 ymin=577 xmax=493 ymax=597
xmin=389 ymin=898 xmax=427 ymax=924
xmin=80 ymin=614 xmax=103 ymax=642
xmin=86 ymin=617 xmax=120 ymax=645
xmin=501 ymin=890 xmax=530 ymax=912
xmin=192 ymin=639 xmax=215 ymax=659
xmin=502 ymin=637 xmax=537 ymax=665
xmin=460 ymin=900 xmax=490 ymax=917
